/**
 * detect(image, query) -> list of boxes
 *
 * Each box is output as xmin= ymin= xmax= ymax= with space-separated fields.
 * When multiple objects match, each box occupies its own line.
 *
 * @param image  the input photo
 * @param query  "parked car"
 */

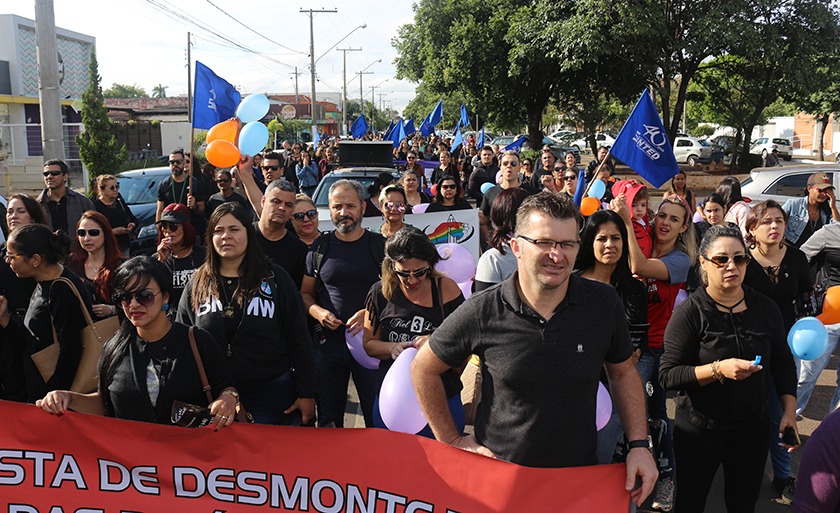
xmin=569 ymin=133 xmax=616 ymax=153
xmin=113 ymin=167 xmax=171 ymax=255
xmin=710 ymin=135 xmax=743 ymax=155
xmin=739 ymin=164 xmax=839 ymax=204
xmin=672 ymin=136 xmax=713 ymax=166
xmin=311 ymin=168 xmax=401 ymax=224
xmin=751 ymin=137 xmax=793 ymax=161
xmin=489 ymin=135 xmax=517 ymax=148
xmin=540 ymin=136 xmax=581 ymax=164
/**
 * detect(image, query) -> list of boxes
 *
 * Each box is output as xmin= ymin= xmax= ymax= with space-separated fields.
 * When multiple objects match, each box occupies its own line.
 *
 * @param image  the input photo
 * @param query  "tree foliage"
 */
xmin=76 ymin=49 xmax=128 ymax=177
xmin=152 ymin=84 xmax=168 ymax=98
xmin=103 ymin=83 xmax=148 ymax=98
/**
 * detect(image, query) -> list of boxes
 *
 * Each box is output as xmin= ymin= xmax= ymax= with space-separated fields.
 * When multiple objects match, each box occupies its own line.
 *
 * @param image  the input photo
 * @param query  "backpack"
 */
xmin=310 ymin=230 xmax=386 ymax=291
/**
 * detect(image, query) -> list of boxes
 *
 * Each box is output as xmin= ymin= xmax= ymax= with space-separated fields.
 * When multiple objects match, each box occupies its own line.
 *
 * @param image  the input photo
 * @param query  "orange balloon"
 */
xmin=819 ymin=286 xmax=840 ymax=324
xmin=206 ymin=140 xmax=241 ymax=168
xmin=580 ymin=197 xmax=600 ymax=216
xmin=206 ymin=119 xmax=239 ymax=144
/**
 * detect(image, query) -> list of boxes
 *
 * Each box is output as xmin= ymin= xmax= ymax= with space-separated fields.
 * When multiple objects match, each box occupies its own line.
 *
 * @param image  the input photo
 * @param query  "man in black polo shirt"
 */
xmin=412 ymin=192 xmax=657 ymax=507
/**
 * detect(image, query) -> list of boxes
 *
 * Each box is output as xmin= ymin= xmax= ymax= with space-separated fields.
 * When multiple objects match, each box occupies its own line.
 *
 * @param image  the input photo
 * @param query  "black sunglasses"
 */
xmin=563 ymin=175 xmax=577 ymax=181
xmin=159 ymin=221 xmax=182 ymax=231
xmin=262 ymin=165 xmax=280 ymax=171
xmin=441 ymin=184 xmax=458 ymax=190
xmin=115 ymin=289 xmax=162 ymax=308
xmin=216 ymin=178 xmax=231 ymax=184
xmin=292 ymin=209 xmax=318 ymax=221
xmin=168 ymin=159 xmax=183 ymax=165
xmin=76 ymin=228 xmax=101 ymax=237
xmin=107 ymin=184 xmax=119 ymax=191
xmin=43 ymin=170 xmax=62 ymax=177
xmin=393 ymin=266 xmax=431 ymax=279
xmin=703 ymin=254 xmax=750 ymax=268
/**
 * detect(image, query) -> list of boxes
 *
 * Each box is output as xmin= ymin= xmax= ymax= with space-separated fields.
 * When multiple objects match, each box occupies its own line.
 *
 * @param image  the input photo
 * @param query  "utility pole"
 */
xmin=370 ymin=85 xmax=380 ymax=131
xmin=290 ymin=67 xmax=301 ymax=103
xmin=300 ymin=8 xmax=337 ymax=140
xmin=356 ymin=71 xmax=373 ymax=122
xmin=35 ymin=0 xmax=64 ymax=161
xmin=337 ymin=47 xmax=361 ymax=136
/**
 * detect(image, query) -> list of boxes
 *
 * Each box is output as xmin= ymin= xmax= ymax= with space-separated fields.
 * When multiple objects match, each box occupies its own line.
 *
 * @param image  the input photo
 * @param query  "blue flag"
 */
xmin=419 ymin=116 xmax=434 ymax=137
xmin=193 ymin=61 xmax=241 ymax=130
xmin=477 ymin=126 xmax=485 ymax=148
xmin=452 ymin=119 xmax=462 ymax=134
xmin=389 ymin=117 xmax=406 ymax=148
xmin=383 ymin=119 xmax=396 ymax=139
xmin=404 ymin=118 xmax=416 ymax=137
xmin=451 ymin=127 xmax=463 ymax=151
xmin=573 ymin=169 xmax=585 ymax=207
xmin=610 ymin=91 xmax=680 ymax=188
xmin=504 ymin=135 xmax=527 ymax=152
xmin=460 ymin=104 xmax=470 ymax=128
xmin=350 ymin=114 xmax=368 ymax=139
xmin=428 ymin=100 xmax=443 ymax=127
xmin=313 ymin=127 xmax=321 ymax=150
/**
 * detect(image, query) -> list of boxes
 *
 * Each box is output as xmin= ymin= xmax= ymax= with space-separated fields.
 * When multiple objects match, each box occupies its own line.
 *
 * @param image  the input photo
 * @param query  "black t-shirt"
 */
xmin=94 ymin=197 xmax=137 ymax=251
xmin=480 ymin=183 xmax=537 ymax=217
xmin=157 ymin=176 xmax=208 ymax=232
xmin=426 ymin=201 xmax=473 ymax=213
xmin=167 ymin=246 xmax=206 ymax=309
xmin=45 ymin=195 xmax=69 ymax=233
xmin=254 ymin=225 xmax=308 ymax=289
xmin=101 ymin=323 xmax=233 ymax=424
xmin=208 ymin=191 xmax=251 ymax=218
xmin=743 ymin=247 xmax=811 ymax=331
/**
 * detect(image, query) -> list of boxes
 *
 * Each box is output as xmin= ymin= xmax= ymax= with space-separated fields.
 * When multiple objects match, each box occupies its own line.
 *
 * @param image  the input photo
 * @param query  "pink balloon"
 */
xmin=435 ymin=243 xmax=476 ymax=283
xmin=495 ymin=170 xmax=503 ymax=183
xmin=411 ymin=203 xmax=429 ymax=214
xmin=345 ymin=329 xmax=380 ymax=370
xmin=457 ymin=280 xmax=472 ymax=299
xmin=379 ymin=347 xmax=428 ymax=434
xmin=596 ymin=382 xmax=612 ymax=431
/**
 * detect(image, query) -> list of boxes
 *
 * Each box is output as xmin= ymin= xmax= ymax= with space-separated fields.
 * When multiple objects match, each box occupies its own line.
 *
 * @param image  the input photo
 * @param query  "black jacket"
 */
xmin=177 ymin=264 xmax=316 ymax=397
xmin=660 ymin=286 xmax=797 ymax=431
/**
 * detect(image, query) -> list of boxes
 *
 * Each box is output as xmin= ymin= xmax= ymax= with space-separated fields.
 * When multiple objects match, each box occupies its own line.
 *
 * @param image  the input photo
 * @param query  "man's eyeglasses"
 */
xmin=159 ymin=221 xmax=182 ymax=231
xmin=216 ymin=178 xmax=232 ymax=184
xmin=43 ymin=170 xmax=62 ymax=177
xmin=115 ymin=289 xmax=162 ymax=308
xmin=76 ymin=228 xmax=101 ymax=237
xmin=702 ymin=254 xmax=750 ymax=268
xmin=384 ymin=201 xmax=406 ymax=212
xmin=292 ymin=209 xmax=318 ymax=222
xmin=441 ymin=184 xmax=458 ymax=190
xmin=393 ymin=266 xmax=431 ymax=279
xmin=262 ymin=165 xmax=280 ymax=171
xmin=168 ymin=159 xmax=183 ymax=165
xmin=518 ymin=235 xmax=580 ymax=252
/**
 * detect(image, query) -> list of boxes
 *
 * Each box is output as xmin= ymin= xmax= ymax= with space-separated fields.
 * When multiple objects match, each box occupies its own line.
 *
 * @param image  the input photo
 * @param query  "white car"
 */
xmin=740 ymin=164 xmax=839 ymax=204
xmin=672 ymin=137 xmax=712 ymax=166
xmin=569 ymin=133 xmax=616 ymax=153
xmin=751 ymin=137 xmax=793 ymax=161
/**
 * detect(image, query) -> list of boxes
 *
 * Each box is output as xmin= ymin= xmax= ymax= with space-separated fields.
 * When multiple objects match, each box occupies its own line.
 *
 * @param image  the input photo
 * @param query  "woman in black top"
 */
xmin=426 ymin=176 xmax=472 ymax=212
xmin=155 ymin=203 xmax=205 ymax=313
xmin=35 ymin=256 xmax=238 ymax=428
xmin=177 ymin=203 xmax=316 ymax=426
xmin=430 ymin=151 xmax=458 ymax=186
xmin=68 ymin=211 xmax=123 ymax=320
xmin=0 ymin=225 xmax=93 ymax=402
xmin=93 ymin=174 xmax=137 ymax=256
xmin=660 ymin=225 xmax=798 ymax=513
xmin=363 ymin=227 xmax=465 ymax=437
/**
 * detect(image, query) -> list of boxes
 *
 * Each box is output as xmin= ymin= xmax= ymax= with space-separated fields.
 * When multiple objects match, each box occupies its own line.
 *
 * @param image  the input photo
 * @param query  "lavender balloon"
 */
xmin=596 ymin=382 xmax=612 ymax=431
xmin=435 ymin=243 xmax=476 ymax=283
xmin=411 ymin=203 xmax=429 ymax=214
xmin=379 ymin=347 xmax=428 ymax=434
xmin=345 ymin=329 xmax=380 ymax=370
xmin=457 ymin=280 xmax=473 ymax=300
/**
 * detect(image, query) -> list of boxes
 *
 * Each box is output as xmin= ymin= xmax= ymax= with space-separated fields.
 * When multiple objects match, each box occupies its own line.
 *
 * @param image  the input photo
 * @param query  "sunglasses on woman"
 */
xmin=441 ymin=184 xmax=458 ymax=190
xmin=292 ymin=209 xmax=318 ymax=222
xmin=159 ymin=222 xmax=182 ymax=231
xmin=393 ymin=266 xmax=431 ymax=279
xmin=702 ymin=254 xmax=750 ymax=268
xmin=115 ymin=289 xmax=162 ymax=308
xmin=76 ymin=228 xmax=101 ymax=237
xmin=384 ymin=201 xmax=406 ymax=212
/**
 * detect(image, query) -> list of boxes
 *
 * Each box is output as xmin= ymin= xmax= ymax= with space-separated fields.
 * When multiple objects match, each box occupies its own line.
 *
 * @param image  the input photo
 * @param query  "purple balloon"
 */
xmin=673 ymin=289 xmax=688 ymax=311
xmin=411 ymin=203 xmax=429 ymax=214
xmin=596 ymin=382 xmax=612 ymax=431
xmin=379 ymin=347 xmax=428 ymax=434
xmin=457 ymin=280 xmax=473 ymax=300
xmin=345 ymin=329 xmax=380 ymax=370
xmin=435 ymin=243 xmax=476 ymax=283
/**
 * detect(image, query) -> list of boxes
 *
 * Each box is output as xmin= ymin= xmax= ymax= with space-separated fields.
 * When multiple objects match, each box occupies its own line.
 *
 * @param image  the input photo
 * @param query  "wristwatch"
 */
xmin=221 ymin=389 xmax=240 ymax=403
xmin=627 ymin=437 xmax=653 ymax=451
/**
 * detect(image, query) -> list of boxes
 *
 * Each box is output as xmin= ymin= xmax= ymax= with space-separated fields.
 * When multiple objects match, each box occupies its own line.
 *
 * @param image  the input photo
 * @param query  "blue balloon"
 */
xmin=238 ymin=121 xmax=269 ymax=156
xmin=787 ymin=316 xmax=829 ymax=360
xmin=587 ymin=179 xmax=606 ymax=199
xmin=236 ymin=94 xmax=270 ymax=123
xmin=480 ymin=182 xmax=495 ymax=195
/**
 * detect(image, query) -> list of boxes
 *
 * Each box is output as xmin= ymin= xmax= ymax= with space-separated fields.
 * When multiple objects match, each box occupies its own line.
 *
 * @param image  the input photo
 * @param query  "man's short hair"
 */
xmin=500 ymin=150 xmax=520 ymax=163
xmin=515 ymin=192 xmax=583 ymax=235
xmin=329 ymin=178 xmax=364 ymax=203
xmin=265 ymin=178 xmax=296 ymax=196
xmin=263 ymin=152 xmax=283 ymax=162
xmin=480 ymin=145 xmax=494 ymax=154
xmin=44 ymin=159 xmax=68 ymax=174
xmin=169 ymin=148 xmax=185 ymax=158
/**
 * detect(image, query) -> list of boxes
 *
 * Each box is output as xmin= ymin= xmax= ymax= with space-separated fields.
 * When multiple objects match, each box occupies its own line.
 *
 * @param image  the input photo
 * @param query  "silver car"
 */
xmin=751 ymin=137 xmax=793 ymax=161
xmin=739 ymin=164 xmax=839 ymax=204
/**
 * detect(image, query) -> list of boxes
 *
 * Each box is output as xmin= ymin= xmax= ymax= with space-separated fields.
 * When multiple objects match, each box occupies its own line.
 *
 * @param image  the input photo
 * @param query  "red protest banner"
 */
xmin=0 ymin=400 xmax=630 ymax=512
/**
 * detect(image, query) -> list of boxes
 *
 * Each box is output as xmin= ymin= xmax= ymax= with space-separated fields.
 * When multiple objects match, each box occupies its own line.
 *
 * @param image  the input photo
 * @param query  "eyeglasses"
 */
xmin=563 ymin=175 xmax=577 ymax=181
xmin=77 ymin=228 xmax=102 ymax=237
xmin=262 ymin=165 xmax=280 ymax=171
xmin=406 ymin=156 xmax=416 ymax=160
xmin=107 ymin=185 xmax=120 ymax=191
xmin=702 ymin=254 xmax=750 ymax=268
xmin=168 ymin=159 xmax=183 ymax=165
xmin=43 ymin=170 xmax=62 ymax=177
xmin=115 ymin=289 xmax=162 ymax=308
xmin=522 ymin=163 xmax=532 ymax=167
xmin=292 ymin=209 xmax=318 ymax=222
xmin=2 ymin=253 xmax=27 ymax=262
xmin=518 ymin=235 xmax=580 ymax=252
xmin=159 ymin=221 xmax=182 ymax=231
xmin=501 ymin=161 xmax=519 ymax=167
xmin=393 ymin=266 xmax=431 ymax=279
xmin=384 ymin=201 xmax=406 ymax=212
xmin=553 ymin=167 xmax=563 ymax=172
xmin=216 ymin=178 xmax=232 ymax=184
xmin=441 ymin=184 xmax=458 ymax=190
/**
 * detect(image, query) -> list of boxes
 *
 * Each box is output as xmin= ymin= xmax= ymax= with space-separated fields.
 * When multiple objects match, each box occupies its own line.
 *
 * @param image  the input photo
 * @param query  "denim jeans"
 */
xmin=766 ymin=377 xmax=790 ymax=480
xmin=638 ymin=348 xmax=675 ymax=479
xmin=238 ymin=371 xmax=300 ymax=426
xmin=315 ymin=340 xmax=382 ymax=428
xmin=596 ymin=404 xmax=623 ymax=464
xmin=797 ymin=323 xmax=840 ymax=416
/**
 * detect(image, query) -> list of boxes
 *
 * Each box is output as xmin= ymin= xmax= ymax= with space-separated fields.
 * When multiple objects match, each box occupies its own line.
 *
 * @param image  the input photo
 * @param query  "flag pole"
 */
xmin=581 ymin=151 xmax=612 ymax=198
xmin=186 ymin=32 xmax=194 ymax=196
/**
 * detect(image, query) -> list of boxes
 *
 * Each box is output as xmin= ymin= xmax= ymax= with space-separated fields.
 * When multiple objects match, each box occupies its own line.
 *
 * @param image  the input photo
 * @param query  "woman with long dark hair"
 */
xmin=717 ymin=176 xmax=751 ymax=240
xmin=474 ymin=188 xmax=530 ymax=292
xmin=363 ymin=227 xmax=465 ymax=437
xmin=93 ymin=174 xmax=137 ymax=256
xmin=177 ymin=202 xmax=316 ymax=426
xmin=155 ymin=203 xmax=204 ymax=312
xmin=0 ymin=224 xmax=93 ymax=401
xmin=68 ymin=211 xmax=123 ymax=320
xmin=667 ymin=171 xmax=696 ymax=215
xmin=36 ymin=256 xmax=238 ymax=428
xmin=427 ymin=176 xmax=472 ymax=212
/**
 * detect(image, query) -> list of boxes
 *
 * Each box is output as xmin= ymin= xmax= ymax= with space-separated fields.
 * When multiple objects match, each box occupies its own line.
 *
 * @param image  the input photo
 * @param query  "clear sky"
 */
xmin=6 ymin=0 xmax=418 ymax=113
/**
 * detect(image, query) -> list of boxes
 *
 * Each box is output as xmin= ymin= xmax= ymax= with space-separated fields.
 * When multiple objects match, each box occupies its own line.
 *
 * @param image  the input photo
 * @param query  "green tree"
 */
xmin=76 ymin=49 xmax=128 ymax=177
xmin=103 ymin=83 xmax=148 ymax=98
xmin=152 ymin=84 xmax=168 ymax=98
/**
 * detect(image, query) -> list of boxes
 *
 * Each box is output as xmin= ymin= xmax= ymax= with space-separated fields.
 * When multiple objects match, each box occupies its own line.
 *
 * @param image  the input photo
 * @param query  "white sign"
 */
xmin=360 ymin=209 xmax=480 ymax=263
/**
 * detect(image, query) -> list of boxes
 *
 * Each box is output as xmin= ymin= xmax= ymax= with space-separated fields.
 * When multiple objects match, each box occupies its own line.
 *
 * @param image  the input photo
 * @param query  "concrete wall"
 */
xmin=160 ymin=122 xmax=192 ymax=153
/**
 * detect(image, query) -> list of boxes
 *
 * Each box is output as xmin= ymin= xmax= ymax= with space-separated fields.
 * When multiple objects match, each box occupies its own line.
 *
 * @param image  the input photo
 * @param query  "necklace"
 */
xmin=219 ymin=278 xmax=237 ymax=318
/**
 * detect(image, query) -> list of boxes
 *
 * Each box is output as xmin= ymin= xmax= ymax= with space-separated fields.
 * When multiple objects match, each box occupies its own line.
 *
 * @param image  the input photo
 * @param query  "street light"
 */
xmin=369 ymin=78 xmax=389 ymax=131
xmin=317 ymin=24 xmax=366 ymax=63
xmin=355 ymin=58 xmax=381 ymax=120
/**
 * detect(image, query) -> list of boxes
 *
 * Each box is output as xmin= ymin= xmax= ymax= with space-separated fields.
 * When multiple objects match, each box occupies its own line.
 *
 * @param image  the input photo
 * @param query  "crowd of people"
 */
xmin=2 ymin=131 xmax=840 ymax=513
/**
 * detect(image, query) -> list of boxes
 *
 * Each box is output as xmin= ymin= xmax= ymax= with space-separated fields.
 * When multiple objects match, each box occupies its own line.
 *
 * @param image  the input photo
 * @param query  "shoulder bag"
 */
xmin=187 ymin=326 xmax=253 ymax=423
xmin=31 ymin=277 xmax=120 ymax=393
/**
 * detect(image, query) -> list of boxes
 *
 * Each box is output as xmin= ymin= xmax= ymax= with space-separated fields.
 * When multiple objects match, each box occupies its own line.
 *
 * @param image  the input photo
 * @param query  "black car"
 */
xmin=115 ymin=167 xmax=171 ymax=255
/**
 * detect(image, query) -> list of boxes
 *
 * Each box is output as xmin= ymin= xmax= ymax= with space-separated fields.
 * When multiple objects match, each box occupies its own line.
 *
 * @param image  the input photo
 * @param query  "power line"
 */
xmin=203 ymin=0 xmax=305 ymax=55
